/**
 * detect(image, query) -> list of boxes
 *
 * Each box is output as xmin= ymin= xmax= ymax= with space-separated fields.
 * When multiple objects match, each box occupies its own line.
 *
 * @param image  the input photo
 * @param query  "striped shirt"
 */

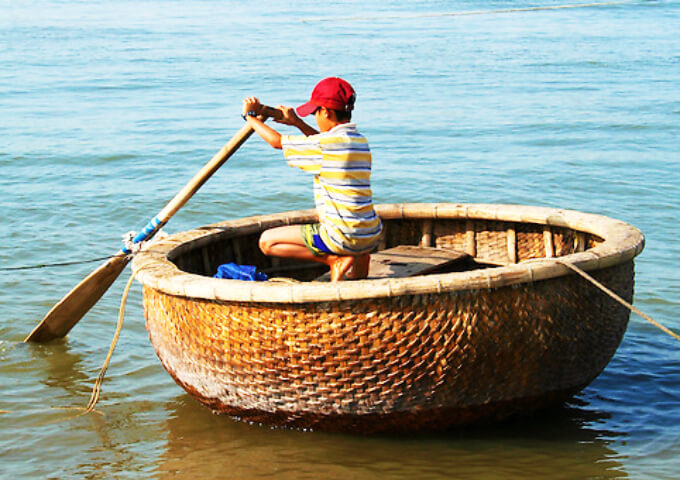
xmin=281 ymin=123 xmax=382 ymax=254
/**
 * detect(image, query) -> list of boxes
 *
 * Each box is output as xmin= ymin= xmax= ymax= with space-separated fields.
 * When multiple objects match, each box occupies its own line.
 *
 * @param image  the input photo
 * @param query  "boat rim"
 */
xmin=131 ymin=203 xmax=645 ymax=303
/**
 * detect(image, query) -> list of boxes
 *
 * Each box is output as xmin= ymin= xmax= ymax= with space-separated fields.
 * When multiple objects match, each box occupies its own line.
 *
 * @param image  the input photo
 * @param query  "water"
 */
xmin=1 ymin=0 xmax=679 ymax=478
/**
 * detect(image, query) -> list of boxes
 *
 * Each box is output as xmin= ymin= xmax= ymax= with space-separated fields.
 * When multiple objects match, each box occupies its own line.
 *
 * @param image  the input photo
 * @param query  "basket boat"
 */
xmin=132 ymin=203 xmax=644 ymax=433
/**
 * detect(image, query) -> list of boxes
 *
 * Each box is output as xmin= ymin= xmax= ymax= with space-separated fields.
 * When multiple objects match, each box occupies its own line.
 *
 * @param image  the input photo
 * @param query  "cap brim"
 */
xmin=296 ymin=101 xmax=318 ymax=117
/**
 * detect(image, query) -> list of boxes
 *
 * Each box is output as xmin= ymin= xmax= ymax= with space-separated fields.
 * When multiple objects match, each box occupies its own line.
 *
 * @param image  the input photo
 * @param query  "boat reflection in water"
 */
xmin=158 ymin=394 xmax=628 ymax=480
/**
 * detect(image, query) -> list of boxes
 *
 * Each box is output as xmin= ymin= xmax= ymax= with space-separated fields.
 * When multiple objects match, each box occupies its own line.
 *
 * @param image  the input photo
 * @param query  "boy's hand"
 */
xmin=242 ymin=97 xmax=261 ymax=116
xmin=274 ymin=106 xmax=300 ymax=126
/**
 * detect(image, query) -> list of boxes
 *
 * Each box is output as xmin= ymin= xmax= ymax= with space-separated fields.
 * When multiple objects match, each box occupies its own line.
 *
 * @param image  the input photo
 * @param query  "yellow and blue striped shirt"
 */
xmin=281 ymin=123 xmax=382 ymax=254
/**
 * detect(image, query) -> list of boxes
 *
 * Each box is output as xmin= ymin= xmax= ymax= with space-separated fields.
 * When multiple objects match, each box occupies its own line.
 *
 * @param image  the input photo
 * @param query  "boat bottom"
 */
xmin=166 ymin=371 xmax=585 ymax=434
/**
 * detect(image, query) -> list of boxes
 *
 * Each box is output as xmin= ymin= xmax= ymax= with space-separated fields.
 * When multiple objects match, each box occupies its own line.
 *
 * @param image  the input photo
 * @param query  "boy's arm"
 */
xmin=242 ymin=96 xmax=283 ymax=149
xmin=276 ymin=106 xmax=319 ymax=136
xmin=244 ymin=115 xmax=283 ymax=149
xmin=242 ymin=97 xmax=318 ymax=149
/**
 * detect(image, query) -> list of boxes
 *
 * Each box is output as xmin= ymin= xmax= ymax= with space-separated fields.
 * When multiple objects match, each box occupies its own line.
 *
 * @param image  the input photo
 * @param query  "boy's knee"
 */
xmin=259 ymin=232 xmax=273 ymax=255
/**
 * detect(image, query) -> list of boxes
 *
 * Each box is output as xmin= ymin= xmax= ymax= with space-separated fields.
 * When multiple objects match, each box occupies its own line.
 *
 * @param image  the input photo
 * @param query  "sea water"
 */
xmin=1 ymin=1 xmax=679 ymax=478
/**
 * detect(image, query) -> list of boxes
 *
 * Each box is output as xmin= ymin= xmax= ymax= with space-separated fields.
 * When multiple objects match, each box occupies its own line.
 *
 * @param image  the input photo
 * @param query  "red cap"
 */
xmin=296 ymin=77 xmax=356 ymax=117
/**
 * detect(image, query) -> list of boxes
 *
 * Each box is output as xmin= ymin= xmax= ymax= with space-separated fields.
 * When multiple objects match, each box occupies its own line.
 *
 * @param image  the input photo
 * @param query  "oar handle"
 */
xmin=259 ymin=105 xmax=284 ymax=121
xmin=123 ymin=105 xmax=282 ymax=253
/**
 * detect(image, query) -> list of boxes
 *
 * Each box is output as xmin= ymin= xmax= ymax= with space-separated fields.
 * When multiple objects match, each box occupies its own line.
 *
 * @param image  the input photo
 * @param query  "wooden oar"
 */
xmin=25 ymin=105 xmax=282 ymax=342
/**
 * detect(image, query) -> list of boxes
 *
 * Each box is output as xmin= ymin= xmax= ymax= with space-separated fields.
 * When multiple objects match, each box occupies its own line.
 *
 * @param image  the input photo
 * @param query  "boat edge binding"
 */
xmin=131 ymin=203 xmax=645 ymax=303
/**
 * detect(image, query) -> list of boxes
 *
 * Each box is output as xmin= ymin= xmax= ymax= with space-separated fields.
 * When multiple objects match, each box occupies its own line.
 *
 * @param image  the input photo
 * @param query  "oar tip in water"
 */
xmin=25 ymin=254 xmax=131 ymax=343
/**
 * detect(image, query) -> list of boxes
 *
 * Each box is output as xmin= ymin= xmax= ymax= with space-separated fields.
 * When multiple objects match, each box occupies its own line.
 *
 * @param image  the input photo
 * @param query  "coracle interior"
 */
xmin=166 ymin=216 xmax=601 ymax=283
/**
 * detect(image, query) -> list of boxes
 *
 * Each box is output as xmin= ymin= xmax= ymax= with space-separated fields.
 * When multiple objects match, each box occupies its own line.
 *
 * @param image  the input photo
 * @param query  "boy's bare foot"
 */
xmin=326 ymin=254 xmax=370 ymax=281
xmin=329 ymin=255 xmax=354 ymax=282
xmin=346 ymin=254 xmax=370 ymax=280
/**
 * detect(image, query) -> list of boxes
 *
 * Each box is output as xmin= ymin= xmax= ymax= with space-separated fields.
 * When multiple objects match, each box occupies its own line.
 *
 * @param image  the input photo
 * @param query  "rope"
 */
xmin=557 ymin=260 xmax=680 ymax=342
xmin=42 ymin=271 xmax=134 ymax=420
xmin=84 ymin=270 xmax=137 ymax=413
xmin=41 ymin=260 xmax=160 ymax=420
xmin=304 ymin=1 xmax=633 ymax=22
xmin=1 ymin=229 xmax=166 ymax=271
xmin=82 ymin=258 xmax=165 ymax=413
xmin=0 ymin=255 xmax=124 ymax=271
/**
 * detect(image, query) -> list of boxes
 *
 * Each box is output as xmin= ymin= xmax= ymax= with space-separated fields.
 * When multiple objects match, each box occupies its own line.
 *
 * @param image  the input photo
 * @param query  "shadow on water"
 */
xmin=27 ymin=339 xmax=92 ymax=397
xmin=156 ymin=395 xmax=629 ymax=480
xmin=0 ymin=337 xmax=93 ymax=419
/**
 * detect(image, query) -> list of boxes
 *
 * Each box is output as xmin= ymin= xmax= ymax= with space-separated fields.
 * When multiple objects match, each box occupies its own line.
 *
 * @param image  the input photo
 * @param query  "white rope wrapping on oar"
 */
xmin=122 ymin=229 xmax=168 ymax=255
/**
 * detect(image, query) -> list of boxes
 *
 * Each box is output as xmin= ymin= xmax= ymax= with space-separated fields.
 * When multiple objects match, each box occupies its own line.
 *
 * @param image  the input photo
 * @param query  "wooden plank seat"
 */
xmin=315 ymin=246 xmax=470 ymax=281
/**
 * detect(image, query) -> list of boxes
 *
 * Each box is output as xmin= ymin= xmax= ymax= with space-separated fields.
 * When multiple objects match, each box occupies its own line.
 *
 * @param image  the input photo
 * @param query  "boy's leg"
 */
xmin=259 ymin=225 xmax=320 ymax=262
xmin=346 ymin=254 xmax=370 ymax=280
xmin=259 ymin=226 xmax=365 ymax=281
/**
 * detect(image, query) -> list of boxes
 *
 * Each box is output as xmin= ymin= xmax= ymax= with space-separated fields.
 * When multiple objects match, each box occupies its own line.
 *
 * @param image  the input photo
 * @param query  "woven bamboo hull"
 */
xmin=133 ymin=203 xmax=644 ymax=433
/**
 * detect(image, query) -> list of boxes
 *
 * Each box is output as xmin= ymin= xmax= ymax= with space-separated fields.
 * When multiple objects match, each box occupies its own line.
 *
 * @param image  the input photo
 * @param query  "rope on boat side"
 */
xmin=41 ymin=261 xmax=159 ymax=421
xmin=557 ymin=260 xmax=680 ymax=342
xmin=84 ymin=270 xmax=136 ymax=413
xmin=83 ymin=259 xmax=164 ymax=413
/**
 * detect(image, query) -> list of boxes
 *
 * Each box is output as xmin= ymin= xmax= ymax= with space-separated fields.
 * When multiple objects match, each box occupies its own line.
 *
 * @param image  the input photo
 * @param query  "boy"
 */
xmin=242 ymin=77 xmax=382 ymax=281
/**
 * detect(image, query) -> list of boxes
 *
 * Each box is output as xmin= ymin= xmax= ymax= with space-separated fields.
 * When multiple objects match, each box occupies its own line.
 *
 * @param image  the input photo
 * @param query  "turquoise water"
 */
xmin=1 ymin=0 xmax=679 ymax=478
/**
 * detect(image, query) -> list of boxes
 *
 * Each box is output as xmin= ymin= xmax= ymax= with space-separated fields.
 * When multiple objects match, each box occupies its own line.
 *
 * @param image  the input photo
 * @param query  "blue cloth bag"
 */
xmin=213 ymin=262 xmax=268 ymax=281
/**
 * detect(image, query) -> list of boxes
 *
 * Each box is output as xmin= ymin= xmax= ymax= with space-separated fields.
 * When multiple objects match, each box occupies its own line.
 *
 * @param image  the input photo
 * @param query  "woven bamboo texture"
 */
xmin=133 ymin=203 xmax=644 ymax=433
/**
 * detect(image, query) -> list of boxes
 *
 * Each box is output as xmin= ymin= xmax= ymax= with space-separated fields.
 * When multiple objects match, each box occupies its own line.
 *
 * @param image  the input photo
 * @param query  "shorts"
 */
xmin=301 ymin=223 xmax=334 ymax=256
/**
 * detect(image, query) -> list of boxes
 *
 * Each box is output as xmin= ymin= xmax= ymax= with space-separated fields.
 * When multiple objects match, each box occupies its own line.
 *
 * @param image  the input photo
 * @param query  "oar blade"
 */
xmin=25 ymin=254 xmax=131 ymax=342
